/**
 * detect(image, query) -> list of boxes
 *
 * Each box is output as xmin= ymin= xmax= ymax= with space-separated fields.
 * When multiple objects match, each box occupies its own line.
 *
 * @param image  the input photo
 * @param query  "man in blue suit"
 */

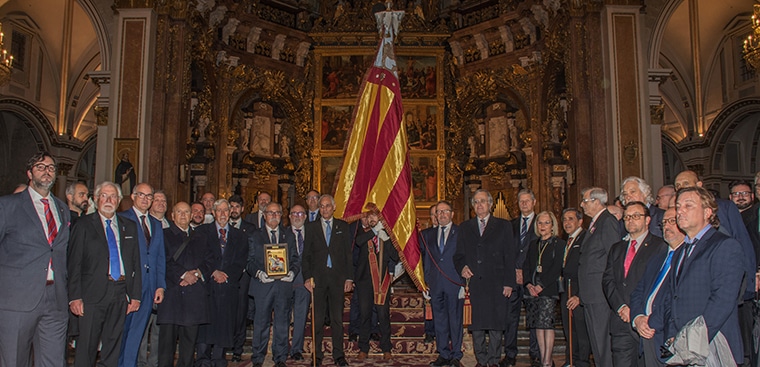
xmin=0 ymin=152 xmax=71 ymax=367
xmin=423 ymin=201 xmax=464 ymax=367
xmin=664 ymin=186 xmax=745 ymax=364
xmin=119 ymin=182 xmax=167 ymax=367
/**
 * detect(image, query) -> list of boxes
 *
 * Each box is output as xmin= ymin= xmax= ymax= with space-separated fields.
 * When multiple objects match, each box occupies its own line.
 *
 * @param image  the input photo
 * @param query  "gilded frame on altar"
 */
xmin=265 ymin=244 xmax=288 ymax=278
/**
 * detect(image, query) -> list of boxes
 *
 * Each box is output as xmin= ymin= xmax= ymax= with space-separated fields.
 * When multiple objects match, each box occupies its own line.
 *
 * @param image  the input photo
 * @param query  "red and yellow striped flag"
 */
xmin=333 ymin=9 xmax=426 ymax=291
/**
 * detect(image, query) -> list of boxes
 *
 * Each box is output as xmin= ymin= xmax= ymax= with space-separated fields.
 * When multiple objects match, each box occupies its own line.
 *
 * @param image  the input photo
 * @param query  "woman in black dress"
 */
xmin=524 ymin=211 xmax=566 ymax=367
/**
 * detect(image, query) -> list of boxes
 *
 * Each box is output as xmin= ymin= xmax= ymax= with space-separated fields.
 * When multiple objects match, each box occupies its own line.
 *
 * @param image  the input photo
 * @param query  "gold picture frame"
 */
xmin=265 ymin=244 xmax=289 ymax=278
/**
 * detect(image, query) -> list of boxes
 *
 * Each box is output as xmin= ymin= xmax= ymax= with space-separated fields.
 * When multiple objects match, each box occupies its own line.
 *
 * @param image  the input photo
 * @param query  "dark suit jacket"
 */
xmin=630 ymin=247 xmax=677 ymax=350
xmin=742 ymin=203 xmax=760 ymax=269
xmin=353 ymin=228 xmax=399 ymax=284
xmin=302 ymin=217 xmax=353 ymax=284
xmin=524 ymin=236 xmax=565 ymax=298
xmin=421 ymin=224 xmax=462 ymax=295
xmin=246 ymin=225 xmax=300 ymax=286
xmin=0 ymin=190 xmax=71 ymax=312
xmin=454 ymin=215 xmax=517 ymax=330
xmin=157 ymin=224 xmax=212 ymax=326
xmin=648 ymin=205 xmax=664 ymax=238
xmin=68 ymin=212 xmax=141 ymax=304
xmin=512 ymin=214 xmax=538 ymax=270
xmin=120 ymin=208 xmax=167 ymax=298
xmin=603 ymin=232 xmax=666 ymax=336
xmin=716 ymin=198 xmax=756 ymax=300
xmin=245 ymin=212 xmax=266 ymax=229
xmin=561 ymin=229 xmax=587 ymax=297
xmin=664 ymin=227 xmax=745 ymax=363
xmin=232 ymin=219 xmax=257 ymax=238
xmin=578 ymin=209 xmax=623 ymax=304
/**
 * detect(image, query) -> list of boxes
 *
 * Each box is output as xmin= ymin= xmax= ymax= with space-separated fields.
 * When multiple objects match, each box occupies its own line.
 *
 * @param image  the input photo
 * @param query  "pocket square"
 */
xmin=335 ymin=231 xmax=343 ymax=234
xmin=125 ymin=236 xmax=134 ymax=239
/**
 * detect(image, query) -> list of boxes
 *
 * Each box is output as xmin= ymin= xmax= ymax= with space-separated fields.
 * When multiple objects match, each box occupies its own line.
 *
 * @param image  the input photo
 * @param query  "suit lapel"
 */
xmin=21 ymin=193 xmax=48 ymax=244
xmin=681 ymin=228 xmax=715 ymax=276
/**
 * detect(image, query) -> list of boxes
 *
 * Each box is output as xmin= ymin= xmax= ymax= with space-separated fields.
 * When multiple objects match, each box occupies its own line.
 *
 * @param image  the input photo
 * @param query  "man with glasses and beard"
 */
xmin=68 ymin=181 xmax=141 ymax=367
xmin=0 ymin=152 xmax=71 ymax=367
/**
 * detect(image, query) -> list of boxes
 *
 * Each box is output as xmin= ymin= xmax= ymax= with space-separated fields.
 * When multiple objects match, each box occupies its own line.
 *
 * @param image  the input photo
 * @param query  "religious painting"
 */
xmin=113 ymin=138 xmax=139 ymax=196
xmin=321 ymin=55 xmax=374 ymax=99
xmin=319 ymin=155 xmax=344 ymax=196
xmin=409 ymin=155 xmax=439 ymax=203
xmin=397 ymin=55 xmax=437 ymax=99
xmin=265 ymin=244 xmax=289 ymax=278
xmin=403 ymin=105 xmax=437 ymax=150
xmin=320 ymin=105 xmax=354 ymax=150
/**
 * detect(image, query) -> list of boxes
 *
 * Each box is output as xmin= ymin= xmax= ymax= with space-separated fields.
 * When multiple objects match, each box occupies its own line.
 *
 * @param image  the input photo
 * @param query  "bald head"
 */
xmin=674 ymin=170 xmax=701 ymax=191
xmin=172 ymin=202 xmax=191 ymax=230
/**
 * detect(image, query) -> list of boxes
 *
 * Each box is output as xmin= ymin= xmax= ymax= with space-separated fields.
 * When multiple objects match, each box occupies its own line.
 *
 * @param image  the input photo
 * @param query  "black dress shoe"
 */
xmin=530 ymin=357 xmax=542 ymax=367
xmin=499 ymin=357 xmax=516 ymax=367
xmin=449 ymin=358 xmax=462 ymax=367
xmin=335 ymin=356 xmax=349 ymax=366
xmin=348 ymin=333 xmax=358 ymax=342
xmin=231 ymin=354 xmax=242 ymax=362
xmin=429 ymin=356 xmax=450 ymax=366
xmin=290 ymin=352 xmax=304 ymax=360
xmin=314 ymin=357 xmax=323 ymax=366
xmin=274 ymin=362 xmax=287 ymax=367
xmin=370 ymin=333 xmax=380 ymax=341
xmin=251 ymin=363 xmax=262 ymax=367
xmin=424 ymin=334 xmax=435 ymax=343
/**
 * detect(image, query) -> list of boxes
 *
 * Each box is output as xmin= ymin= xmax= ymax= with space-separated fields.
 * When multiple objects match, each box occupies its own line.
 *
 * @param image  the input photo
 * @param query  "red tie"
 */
xmin=623 ymin=240 xmax=637 ymax=277
xmin=41 ymin=198 xmax=58 ymax=245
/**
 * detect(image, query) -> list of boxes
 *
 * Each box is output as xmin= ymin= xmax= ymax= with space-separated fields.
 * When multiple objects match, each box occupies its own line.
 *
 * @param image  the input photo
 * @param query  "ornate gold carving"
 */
xmin=94 ymin=106 xmax=109 ymax=126
xmin=445 ymin=160 xmax=463 ymax=199
xmin=57 ymin=162 xmax=73 ymax=177
xmin=624 ymin=140 xmax=638 ymax=163
xmin=253 ymin=161 xmax=276 ymax=182
xmin=484 ymin=162 xmax=507 ymax=184
xmin=650 ymin=104 xmax=664 ymax=125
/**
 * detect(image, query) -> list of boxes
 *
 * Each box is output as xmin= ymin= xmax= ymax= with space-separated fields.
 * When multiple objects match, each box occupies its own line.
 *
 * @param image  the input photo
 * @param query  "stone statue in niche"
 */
xmin=197 ymin=117 xmax=210 ymax=142
xmin=550 ymin=118 xmax=560 ymax=144
xmin=519 ymin=17 xmax=536 ymax=44
xmin=209 ymin=6 xmax=227 ymax=30
xmin=488 ymin=115 xmax=509 ymax=157
xmin=531 ymin=5 xmax=548 ymax=28
xmin=499 ymin=25 xmax=514 ymax=53
xmin=280 ymin=135 xmax=290 ymax=158
xmin=468 ymin=136 xmax=478 ymax=159
xmin=249 ymin=102 xmax=272 ymax=156
xmin=240 ymin=114 xmax=252 ymax=151
xmin=247 ymin=27 xmax=262 ymax=53
xmin=296 ymin=42 xmax=311 ymax=67
xmin=222 ymin=18 xmax=240 ymax=45
xmin=272 ymin=34 xmax=286 ymax=60
xmin=508 ymin=118 xmax=519 ymax=151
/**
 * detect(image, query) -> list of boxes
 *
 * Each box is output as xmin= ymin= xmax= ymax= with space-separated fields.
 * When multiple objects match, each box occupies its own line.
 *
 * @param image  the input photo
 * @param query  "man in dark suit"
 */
xmin=247 ymin=202 xmax=300 ymax=367
xmin=631 ymin=207 xmax=684 ymax=367
xmin=68 ymin=181 xmax=142 ymax=367
xmin=422 ymin=203 xmax=439 ymax=344
xmin=663 ymin=186 xmax=745 ymax=364
xmin=454 ymin=189 xmax=517 ymax=367
xmin=619 ymin=176 xmax=665 ymax=238
xmin=675 ymin=170 xmax=756 ymax=365
xmin=66 ymin=181 xmax=89 ymax=227
xmin=228 ymin=194 xmax=257 ymax=361
xmin=578 ymin=187 xmax=622 ymax=367
xmin=603 ymin=201 xmax=666 ymax=367
xmin=195 ymin=199 xmax=248 ymax=367
xmin=157 ymin=201 xmax=213 ymax=367
xmin=287 ymin=205 xmax=310 ymax=361
xmin=354 ymin=211 xmax=399 ymax=362
xmin=245 ymin=191 xmax=272 ymax=229
xmin=560 ymin=208 xmax=591 ymax=367
xmin=503 ymin=189 xmax=540 ymax=367
xmin=423 ymin=201 xmax=464 ymax=367
xmin=302 ymin=194 xmax=353 ymax=367
xmin=729 ymin=180 xmax=755 ymax=213
xmin=119 ymin=183 xmax=167 ymax=367
xmin=0 ymin=152 xmax=71 ymax=367
xmin=306 ymin=190 xmax=321 ymax=223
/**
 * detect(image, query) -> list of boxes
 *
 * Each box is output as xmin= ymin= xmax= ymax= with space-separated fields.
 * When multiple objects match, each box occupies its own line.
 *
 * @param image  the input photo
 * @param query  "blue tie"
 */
xmin=271 ymin=230 xmax=278 ymax=244
xmin=259 ymin=214 xmax=265 ymax=229
xmin=106 ymin=219 xmax=121 ymax=280
xmin=296 ymin=228 xmax=304 ymax=255
xmin=520 ymin=217 xmax=528 ymax=245
xmin=325 ymin=220 xmax=332 ymax=268
xmin=439 ymin=226 xmax=446 ymax=253
xmin=646 ymin=251 xmax=675 ymax=314
xmin=311 ymin=212 xmax=316 ymax=222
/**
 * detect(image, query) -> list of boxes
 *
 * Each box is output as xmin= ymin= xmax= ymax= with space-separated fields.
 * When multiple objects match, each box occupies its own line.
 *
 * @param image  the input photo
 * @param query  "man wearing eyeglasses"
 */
xmin=729 ymin=180 xmax=755 ymax=213
xmin=577 ymin=187 xmax=622 ymax=367
xmin=602 ymin=201 xmax=665 ymax=367
xmin=247 ymin=202 xmax=299 ymax=367
xmin=68 ymin=181 xmax=141 ymax=367
xmin=118 ymin=183 xmax=166 ymax=367
xmin=0 ymin=152 xmax=71 ymax=367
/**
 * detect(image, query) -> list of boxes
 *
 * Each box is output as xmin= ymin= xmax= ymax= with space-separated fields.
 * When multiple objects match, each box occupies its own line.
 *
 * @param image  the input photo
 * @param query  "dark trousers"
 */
xmin=357 ymin=280 xmax=392 ymax=353
xmin=232 ymin=273 xmax=251 ymax=355
xmin=0 ymin=283 xmax=68 ymax=367
xmin=473 ymin=329 xmax=503 ymax=366
xmin=425 ymin=319 xmax=435 ymax=337
xmin=195 ymin=343 xmax=226 ymax=367
xmin=138 ymin=312 xmax=159 ymax=367
xmin=641 ymin=336 xmax=664 ymax=367
xmin=312 ymin=268 xmax=346 ymax=360
xmin=583 ymin=302 xmax=613 ymax=367
xmin=158 ymin=324 xmax=198 ymax=367
xmin=75 ymin=281 xmax=127 ymax=367
xmin=251 ymin=282 xmax=291 ymax=363
xmin=739 ymin=299 xmax=754 ymax=367
xmin=504 ymin=286 xmax=540 ymax=360
xmin=431 ymin=287 xmax=464 ymax=360
xmin=349 ymin=288 xmax=379 ymax=336
xmin=559 ymin=293 xmax=591 ymax=367
xmin=609 ymin=310 xmax=642 ymax=367
xmin=290 ymin=285 xmax=311 ymax=355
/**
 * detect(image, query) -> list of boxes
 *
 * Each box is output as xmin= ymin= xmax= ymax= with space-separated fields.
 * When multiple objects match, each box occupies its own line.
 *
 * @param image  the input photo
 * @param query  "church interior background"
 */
xmin=2 ymin=0 xmax=760 ymax=224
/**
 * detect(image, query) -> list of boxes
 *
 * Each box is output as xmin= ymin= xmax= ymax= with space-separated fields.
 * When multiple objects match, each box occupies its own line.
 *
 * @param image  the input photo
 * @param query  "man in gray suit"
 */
xmin=0 ymin=152 xmax=71 ymax=367
xmin=578 ymin=187 xmax=622 ymax=367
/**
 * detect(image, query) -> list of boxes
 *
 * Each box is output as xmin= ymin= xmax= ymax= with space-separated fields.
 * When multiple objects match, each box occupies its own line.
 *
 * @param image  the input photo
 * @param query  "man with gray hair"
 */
xmin=578 ymin=187 xmax=622 ymax=367
xmin=194 ymin=199 xmax=248 ymax=367
xmin=619 ymin=176 xmax=664 ymax=237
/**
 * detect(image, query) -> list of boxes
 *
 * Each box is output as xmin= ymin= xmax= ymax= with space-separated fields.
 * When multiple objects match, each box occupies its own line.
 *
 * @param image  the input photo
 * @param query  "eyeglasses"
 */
xmin=581 ymin=198 xmax=596 ymax=203
xmin=265 ymin=211 xmax=283 ymax=216
xmin=98 ymin=193 xmax=120 ymax=201
xmin=472 ymin=199 xmax=489 ymax=205
xmin=307 ymin=195 xmax=319 ymax=200
xmin=436 ymin=209 xmax=452 ymax=214
xmin=134 ymin=192 xmax=154 ymax=200
xmin=623 ymin=213 xmax=646 ymax=221
xmin=661 ymin=217 xmax=677 ymax=226
xmin=33 ymin=163 xmax=57 ymax=173
xmin=290 ymin=212 xmax=306 ymax=217
xmin=730 ymin=191 xmax=752 ymax=197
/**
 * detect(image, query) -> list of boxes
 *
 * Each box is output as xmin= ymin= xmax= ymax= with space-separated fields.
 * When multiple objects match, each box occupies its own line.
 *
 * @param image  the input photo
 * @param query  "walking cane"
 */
xmin=567 ymin=279 xmax=574 ymax=367
xmin=310 ymin=279 xmax=317 ymax=367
